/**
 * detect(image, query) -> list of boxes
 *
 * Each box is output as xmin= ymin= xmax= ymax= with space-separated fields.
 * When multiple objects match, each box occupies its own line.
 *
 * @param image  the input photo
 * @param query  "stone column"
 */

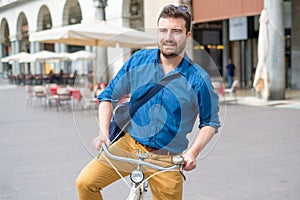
xmin=30 ymin=41 xmax=36 ymax=74
xmin=11 ymin=40 xmax=21 ymax=75
xmin=222 ymin=20 xmax=229 ymax=80
xmin=0 ymin=43 xmax=3 ymax=74
xmin=291 ymin=0 xmax=300 ymax=88
xmin=16 ymin=40 xmax=21 ymax=75
xmin=246 ymin=39 xmax=252 ymax=87
xmin=85 ymin=46 xmax=93 ymax=73
xmin=60 ymin=44 xmax=68 ymax=73
xmin=93 ymin=0 xmax=109 ymax=84
xmin=10 ymin=41 xmax=16 ymax=75
xmin=54 ymin=43 xmax=61 ymax=73
xmin=264 ymin=0 xmax=285 ymax=99
xmin=35 ymin=42 xmax=42 ymax=74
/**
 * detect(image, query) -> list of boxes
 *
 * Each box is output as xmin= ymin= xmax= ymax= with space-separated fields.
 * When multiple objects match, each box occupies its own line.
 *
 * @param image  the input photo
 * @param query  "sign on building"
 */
xmin=229 ymin=16 xmax=248 ymax=41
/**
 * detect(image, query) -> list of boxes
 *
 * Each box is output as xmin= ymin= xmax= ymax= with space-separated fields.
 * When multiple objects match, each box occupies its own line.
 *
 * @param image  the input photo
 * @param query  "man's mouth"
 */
xmin=163 ymin=42 xmax=176 ymax=49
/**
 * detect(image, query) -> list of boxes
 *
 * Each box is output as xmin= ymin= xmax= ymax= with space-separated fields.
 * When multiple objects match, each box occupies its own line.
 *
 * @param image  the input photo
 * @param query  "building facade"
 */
xmin=0 ymin=0 xmax=182 ymax=80
xmin=1 ymin=0 xmax=298 ymax=97
xmin=191 ymin=0 xmax=300 ymax=99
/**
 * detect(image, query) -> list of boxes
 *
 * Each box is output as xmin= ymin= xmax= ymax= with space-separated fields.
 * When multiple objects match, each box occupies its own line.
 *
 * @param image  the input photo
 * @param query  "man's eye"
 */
xmin=172 ymin=29 xmax=182 ymax=34
xmin=159 ymin=29 xmax=168 ymax=33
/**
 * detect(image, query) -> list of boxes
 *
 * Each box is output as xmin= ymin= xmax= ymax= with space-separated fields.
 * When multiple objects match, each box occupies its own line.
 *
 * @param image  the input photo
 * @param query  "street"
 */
xmin=0 ymin=85 xmax=300 ymax=200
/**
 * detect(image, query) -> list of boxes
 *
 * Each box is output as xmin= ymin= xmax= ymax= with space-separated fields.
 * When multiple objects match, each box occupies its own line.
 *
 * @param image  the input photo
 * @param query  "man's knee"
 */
xmin=76 ymin=174 xmax=104 ymax=200
xmin=76 ymin=174 xmax=100 ymax=193
xmin=76 ymin=175 xmax=87 ymax=191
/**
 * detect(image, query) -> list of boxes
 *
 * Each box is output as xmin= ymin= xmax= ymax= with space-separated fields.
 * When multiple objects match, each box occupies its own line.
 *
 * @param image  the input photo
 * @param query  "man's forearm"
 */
xmin=98 ymin=101 xmax=113 ymax=138
xmin=186 ymin=126 xmax=216 ymax=158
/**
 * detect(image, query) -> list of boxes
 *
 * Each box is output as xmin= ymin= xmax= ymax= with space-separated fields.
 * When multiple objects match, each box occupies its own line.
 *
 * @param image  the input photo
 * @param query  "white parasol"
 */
xmin=70 ymin=50 xmax=95 ymax=61
xmin=1 ymin=52 xmax=31 ymax=63
xmin=19 ymin=50 xmax=71 ymax=63
xmin=29 ymin=20 xmax=156 ymax=48
xmin=253 ymin=9 xmax=270 ymax=100
xmin=29 ymin=20 xmax=157 ymax=85
xmin=70 ymin=50 xmax=96 ymax=74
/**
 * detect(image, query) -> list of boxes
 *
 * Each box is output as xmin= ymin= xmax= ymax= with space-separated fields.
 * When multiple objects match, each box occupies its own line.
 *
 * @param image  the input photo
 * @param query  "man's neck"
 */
xmin=160 ymin=53 xmax=184 ymax=74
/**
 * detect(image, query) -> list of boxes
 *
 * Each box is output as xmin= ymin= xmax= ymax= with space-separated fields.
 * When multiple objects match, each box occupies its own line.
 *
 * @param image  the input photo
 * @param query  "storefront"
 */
xmin=192 ymin=0 xmax=264 ymax=88
xmin=191 ymin=0 xmax=296 ymax=94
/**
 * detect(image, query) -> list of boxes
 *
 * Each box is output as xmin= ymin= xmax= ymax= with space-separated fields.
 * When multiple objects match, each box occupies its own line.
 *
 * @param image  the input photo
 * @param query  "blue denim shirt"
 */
xmin=98 ymin=48 xmax=220 ymax=154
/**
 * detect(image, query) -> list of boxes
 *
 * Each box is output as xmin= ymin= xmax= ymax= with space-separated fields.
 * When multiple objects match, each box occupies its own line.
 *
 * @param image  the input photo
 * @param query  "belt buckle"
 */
xmin=137 ymin=141 xmax=173 ymax=156
xmin=149 ymin=148 xmax=172 ymax=156
xmin=151 ymin=148 xmax=172 ymax=156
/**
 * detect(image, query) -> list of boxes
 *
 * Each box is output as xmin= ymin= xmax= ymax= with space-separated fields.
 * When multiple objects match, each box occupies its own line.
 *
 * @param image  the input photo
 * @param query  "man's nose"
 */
xmin=165 ymin=30 xmax=174 ymax=39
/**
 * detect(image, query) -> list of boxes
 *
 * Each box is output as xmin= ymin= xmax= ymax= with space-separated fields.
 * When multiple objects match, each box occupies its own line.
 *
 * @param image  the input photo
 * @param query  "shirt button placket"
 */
xmin=152 ymin=88 xmax=164 ymax=137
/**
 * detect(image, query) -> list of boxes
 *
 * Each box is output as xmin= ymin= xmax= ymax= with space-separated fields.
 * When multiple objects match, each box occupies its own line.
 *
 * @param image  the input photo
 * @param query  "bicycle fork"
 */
xmin=127 ymin=181 xmax=147 ymax=200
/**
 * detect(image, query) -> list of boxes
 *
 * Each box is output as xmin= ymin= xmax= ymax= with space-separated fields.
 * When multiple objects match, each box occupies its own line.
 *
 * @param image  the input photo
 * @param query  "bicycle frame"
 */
xmin=99 ymin=144 xmax=184 ymax=200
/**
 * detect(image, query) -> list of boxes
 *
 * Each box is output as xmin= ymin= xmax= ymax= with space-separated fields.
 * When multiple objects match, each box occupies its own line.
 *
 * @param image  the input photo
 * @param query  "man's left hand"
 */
xmin=182 ymin=153 xmax=196 ymax=171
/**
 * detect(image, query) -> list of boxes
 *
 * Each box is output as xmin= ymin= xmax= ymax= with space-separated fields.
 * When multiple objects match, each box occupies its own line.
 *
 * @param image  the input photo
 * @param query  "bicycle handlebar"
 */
xmin=99 ymin=144 xmax=182 ymax=171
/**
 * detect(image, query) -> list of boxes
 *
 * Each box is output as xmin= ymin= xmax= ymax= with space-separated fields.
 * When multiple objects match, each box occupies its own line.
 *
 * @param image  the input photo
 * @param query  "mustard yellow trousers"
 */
xmin=76 ymin=133 xmax=183 ymax=200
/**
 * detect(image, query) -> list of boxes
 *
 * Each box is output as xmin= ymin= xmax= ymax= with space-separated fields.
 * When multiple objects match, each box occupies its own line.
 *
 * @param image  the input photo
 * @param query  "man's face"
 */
xmin=157 ymin=17 xmax=190 ymax=59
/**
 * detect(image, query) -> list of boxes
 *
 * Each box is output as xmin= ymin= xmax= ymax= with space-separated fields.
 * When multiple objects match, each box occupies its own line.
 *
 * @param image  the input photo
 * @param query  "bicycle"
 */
xmin=98 ymin=144 xmax=185 ymax=200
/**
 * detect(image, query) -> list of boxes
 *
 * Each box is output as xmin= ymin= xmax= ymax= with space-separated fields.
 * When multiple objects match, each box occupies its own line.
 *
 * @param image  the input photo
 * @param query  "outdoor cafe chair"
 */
xmin=57 ymin=88 xmax=72 ymax=111
xmin=44 ymin=85 xmax=59 ymax=109
xmin=33 ymin=85 xmax=46 ymax=108
xmin=224 ymin=80 xmax=239 ymax=97
xmin=25 ymin=85 xmax=35 ymax=107
xmin=224 ymin=80 xmax=239 ymax=103
xmin=80 ymin=88 xmax=98 ymax=111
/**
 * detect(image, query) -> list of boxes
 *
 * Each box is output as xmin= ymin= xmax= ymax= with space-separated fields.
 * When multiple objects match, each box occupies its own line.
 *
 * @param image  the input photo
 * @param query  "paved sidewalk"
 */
xmin=0 ymin=77 xmax=17 ymax=90
xmin=1 ymin=81 xmax=300 ymax=200
xmin=221 ymin=88 xmax=300 ymax=109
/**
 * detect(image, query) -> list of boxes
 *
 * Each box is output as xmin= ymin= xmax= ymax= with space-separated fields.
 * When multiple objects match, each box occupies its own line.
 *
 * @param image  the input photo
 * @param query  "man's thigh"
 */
xmin=77 ymin=134 xmax=136 ymax=189
xmin=147 ymin=169 xmax=183 ymax=200
xmin=77 ymin=158 xmax=126 ymax=189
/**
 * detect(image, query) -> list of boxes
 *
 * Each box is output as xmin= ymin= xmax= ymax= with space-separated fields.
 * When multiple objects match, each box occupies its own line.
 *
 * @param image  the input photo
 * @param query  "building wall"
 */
xmin=0 ymin=1 xmax=95 ymax=39
xmin=0 ymin=0 xmax=150 ymax=76
xmin=291 ymin=0 xmax=300 ymax=88
xmin=192 ymin=0 xmax=263 ymax=23
xmin=0 ymin=0 xmax=130 ymax=41
xmin=191 ymin=0 xmax=300 ymax=92
xmin=144 ymin=0 xmax=179 ymax=29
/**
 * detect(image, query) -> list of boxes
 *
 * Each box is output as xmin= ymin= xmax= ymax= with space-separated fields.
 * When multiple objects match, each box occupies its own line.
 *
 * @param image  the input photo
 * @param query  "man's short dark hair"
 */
xmin=157 ymin=4 xmax=191 ymax=34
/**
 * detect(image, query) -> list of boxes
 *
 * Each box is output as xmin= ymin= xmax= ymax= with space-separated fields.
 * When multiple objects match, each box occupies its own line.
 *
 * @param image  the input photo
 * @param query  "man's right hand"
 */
xmin=92 ymin=134 xmax=110 ymax=151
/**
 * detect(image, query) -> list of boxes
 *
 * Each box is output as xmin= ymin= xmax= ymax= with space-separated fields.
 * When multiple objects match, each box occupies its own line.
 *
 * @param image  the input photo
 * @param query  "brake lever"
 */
xmin=179 ymin=165 xmax=186 ymax=181
xmin=97 ymin=147 xmax=104 ymax=159
xmin=171 ymin=155 xmax=186 ymax=181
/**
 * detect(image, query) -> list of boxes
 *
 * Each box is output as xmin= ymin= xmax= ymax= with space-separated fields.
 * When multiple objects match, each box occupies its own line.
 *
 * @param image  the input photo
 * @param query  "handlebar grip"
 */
xmin=172 ymin=155 xmax=184 ymax=165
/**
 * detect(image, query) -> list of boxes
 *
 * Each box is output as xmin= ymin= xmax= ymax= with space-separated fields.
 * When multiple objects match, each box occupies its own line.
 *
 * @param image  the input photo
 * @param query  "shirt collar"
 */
xmin=175 ymin=53 xmax=190 ymax=76
xmin=153 ymin=48 xmax=191 ymax=77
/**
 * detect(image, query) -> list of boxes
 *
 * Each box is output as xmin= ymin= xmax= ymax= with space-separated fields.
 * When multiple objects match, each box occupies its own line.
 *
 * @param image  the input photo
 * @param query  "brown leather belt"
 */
xmin=137 ymin=142 xmax=175 ymax=156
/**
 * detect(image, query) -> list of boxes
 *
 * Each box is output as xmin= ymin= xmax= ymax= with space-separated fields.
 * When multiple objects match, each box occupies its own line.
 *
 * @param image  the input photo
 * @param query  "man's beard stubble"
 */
xmin=160 ymin=40 xmax=186 ymax=59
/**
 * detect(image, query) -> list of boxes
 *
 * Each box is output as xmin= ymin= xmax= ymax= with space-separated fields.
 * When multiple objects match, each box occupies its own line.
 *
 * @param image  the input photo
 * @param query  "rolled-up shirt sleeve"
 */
xmin=197 ymin=75 xmax=221 ymax=132
xmin=97 ymin=57 xmax=132 ymax=106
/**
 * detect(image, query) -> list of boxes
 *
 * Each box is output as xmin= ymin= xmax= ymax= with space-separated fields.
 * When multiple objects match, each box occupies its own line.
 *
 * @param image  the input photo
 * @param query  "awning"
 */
xmin=192 ymin=0 xmax=264 ymax=23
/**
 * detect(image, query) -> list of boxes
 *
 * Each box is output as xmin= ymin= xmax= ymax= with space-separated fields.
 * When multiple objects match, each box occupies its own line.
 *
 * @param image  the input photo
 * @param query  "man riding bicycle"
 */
xmin=76 ymin=4 xmax=220 ymax=200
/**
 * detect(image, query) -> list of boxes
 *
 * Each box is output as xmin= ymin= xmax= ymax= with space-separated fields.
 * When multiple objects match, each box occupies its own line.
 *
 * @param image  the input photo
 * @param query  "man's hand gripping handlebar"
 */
xmin=98 ymin=144 xmax=186 ymax=180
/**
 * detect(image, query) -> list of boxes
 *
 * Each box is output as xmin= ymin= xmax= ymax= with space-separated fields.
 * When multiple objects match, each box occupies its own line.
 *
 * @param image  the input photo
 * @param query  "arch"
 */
xmin=0 ymin=18 xmax=11 ymax=56
xmin=62 ymin=0 xmax=83 ymax=53
xmin=37 ymin=5 xmax=52 ymax=31
xmin=62 ymin=0 xmax=82 ymax=26
xmin=0 ymin=18 xmax=9 ymax=44
xmin=36 ymin=5 xmax=54 ymax=51
xmin=0 ymin=18 xmax=11 ymax=74
xmin=122 ymin=0 xmax=144 ymax=29
xmin=16 ymin=12 xmax=29 ymax=52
